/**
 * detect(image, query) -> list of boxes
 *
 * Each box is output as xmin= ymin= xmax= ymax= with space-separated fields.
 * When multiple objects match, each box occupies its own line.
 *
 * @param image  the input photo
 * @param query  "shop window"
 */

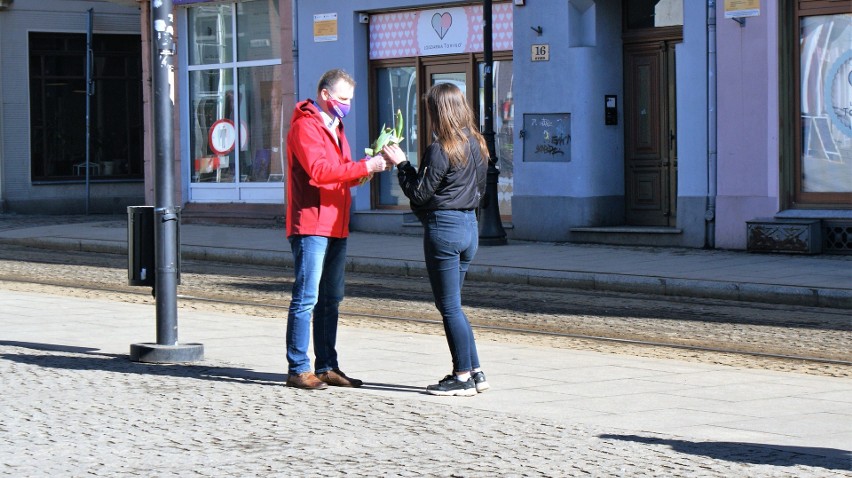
xmin=798 ymin=13 xmax=852 ymax=195
xmin=187 ymin=1 xmax=282 ymax=185
xmin=791 ymin=2 xmax=852 ymax=205
xmin=188 ymin=5 xmax=233 ymax=65
xmin=29 ymin=32 xmax=143 ymax=181
xmin=373 ymin=66 xmax=418 ymax=206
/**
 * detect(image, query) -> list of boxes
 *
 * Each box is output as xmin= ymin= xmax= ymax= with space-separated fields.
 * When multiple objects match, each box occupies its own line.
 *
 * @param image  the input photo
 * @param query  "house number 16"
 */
xmin=531 ymin=44 xmax=550 ymax=62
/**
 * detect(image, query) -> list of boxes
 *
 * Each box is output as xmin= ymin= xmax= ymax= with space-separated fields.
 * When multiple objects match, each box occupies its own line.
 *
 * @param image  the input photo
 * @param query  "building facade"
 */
xmin=715 ymin=1 xmax=851 ymax=252
xmin=0 ymin=0 xmax=143 ymax=213
xmin=5 ymin=0 xmax=850 ymax=253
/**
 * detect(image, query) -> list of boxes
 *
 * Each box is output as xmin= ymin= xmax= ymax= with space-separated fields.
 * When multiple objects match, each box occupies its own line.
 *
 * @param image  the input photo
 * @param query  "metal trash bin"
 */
xmin=127 ymin=206 xmax=182 ymax=287
xmin=128 ymin=206 xmax=155 ymax=286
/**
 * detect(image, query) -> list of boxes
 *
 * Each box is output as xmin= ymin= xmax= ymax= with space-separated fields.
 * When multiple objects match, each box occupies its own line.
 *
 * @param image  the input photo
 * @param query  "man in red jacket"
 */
xmin=284 ymin=69 xmax=388 ymax=390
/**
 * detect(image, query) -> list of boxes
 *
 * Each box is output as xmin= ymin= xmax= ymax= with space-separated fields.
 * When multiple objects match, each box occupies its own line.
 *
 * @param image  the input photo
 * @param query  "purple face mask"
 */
xmin=326 ymin=94 xmax=351 ymax=119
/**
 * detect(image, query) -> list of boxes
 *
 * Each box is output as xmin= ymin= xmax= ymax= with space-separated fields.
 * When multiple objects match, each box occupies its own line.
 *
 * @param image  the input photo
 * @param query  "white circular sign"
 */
xmin=209 ymin=119 xmax=236 ymax=155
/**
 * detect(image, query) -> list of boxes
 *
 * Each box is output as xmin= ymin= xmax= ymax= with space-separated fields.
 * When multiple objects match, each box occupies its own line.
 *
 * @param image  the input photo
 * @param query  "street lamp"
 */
xmin=478 ymin=0 xmax=507 ymax=246
xmin=130 ymin=0 xmax=203 ymax=363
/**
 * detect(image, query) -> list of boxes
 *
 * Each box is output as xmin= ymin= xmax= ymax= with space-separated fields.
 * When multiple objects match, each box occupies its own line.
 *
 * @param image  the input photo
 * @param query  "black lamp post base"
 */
xmin=478 ymin=166 xmax=507 ymax=246
xmin=130 ymin=343 xmax=204 ymax=364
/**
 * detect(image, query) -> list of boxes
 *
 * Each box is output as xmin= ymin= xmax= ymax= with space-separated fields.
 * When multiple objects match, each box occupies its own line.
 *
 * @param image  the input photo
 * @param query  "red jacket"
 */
xmin=286 ymin=100 xmax=369 ymax=238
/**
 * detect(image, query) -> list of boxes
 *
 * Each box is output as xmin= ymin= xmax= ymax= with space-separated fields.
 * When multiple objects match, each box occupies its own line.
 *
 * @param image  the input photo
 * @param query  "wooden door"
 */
xmin=624 ymin=41 xmax=677 ymax=226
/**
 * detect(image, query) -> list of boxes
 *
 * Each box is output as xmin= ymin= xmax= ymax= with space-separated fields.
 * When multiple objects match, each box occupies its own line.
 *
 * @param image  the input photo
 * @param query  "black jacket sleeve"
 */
xmin=396 ymin=143 xmax=448 ymax=207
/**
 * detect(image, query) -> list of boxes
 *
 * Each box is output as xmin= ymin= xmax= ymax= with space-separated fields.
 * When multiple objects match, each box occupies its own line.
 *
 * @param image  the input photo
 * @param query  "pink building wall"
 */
xmin=714 ymin=3 xmax=781 ymax=250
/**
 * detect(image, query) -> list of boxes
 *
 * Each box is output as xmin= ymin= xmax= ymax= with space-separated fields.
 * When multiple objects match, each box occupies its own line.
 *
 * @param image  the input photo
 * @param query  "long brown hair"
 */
xmin=426 ymin=83 xmax=489 ymax=168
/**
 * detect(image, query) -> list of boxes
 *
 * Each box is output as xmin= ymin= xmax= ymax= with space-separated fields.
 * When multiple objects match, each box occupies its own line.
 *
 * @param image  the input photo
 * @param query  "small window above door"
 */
xmin=625 ymin=0 xmax=683 ymax=30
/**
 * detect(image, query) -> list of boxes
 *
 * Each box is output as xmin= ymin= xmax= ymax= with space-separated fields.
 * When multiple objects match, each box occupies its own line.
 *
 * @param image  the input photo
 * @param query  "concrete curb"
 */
xmin=2 ymin=236 xmax=850 ymax=309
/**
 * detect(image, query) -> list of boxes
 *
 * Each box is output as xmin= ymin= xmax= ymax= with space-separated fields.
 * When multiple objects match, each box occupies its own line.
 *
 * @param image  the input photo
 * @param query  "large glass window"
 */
xmin=188 ymin=5 xmax=233 ymax=65
xmin=29 ymin=33 xmax=142 ymax=181
xmin=187 ymin=0 xmax=282 ymax=185
xmin=799 ymin=13 xmax=852 ymax=194
xmin=373 ymin=66 xmax=418 ymax=206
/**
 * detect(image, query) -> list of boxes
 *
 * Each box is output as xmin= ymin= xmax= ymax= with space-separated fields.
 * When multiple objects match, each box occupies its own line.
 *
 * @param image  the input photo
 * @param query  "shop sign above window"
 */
xmin=369 ymin=3 xmax=513 ymax=59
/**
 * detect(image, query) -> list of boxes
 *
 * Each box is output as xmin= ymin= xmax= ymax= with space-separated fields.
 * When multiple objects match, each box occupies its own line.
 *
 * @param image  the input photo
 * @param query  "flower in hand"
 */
xmin=357 ymin=155 xmax=388 ymax=185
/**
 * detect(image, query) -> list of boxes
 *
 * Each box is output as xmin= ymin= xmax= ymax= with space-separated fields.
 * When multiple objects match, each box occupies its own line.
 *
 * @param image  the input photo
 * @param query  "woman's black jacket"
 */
xmin=395 ymin=133 xmax=488 ymax=220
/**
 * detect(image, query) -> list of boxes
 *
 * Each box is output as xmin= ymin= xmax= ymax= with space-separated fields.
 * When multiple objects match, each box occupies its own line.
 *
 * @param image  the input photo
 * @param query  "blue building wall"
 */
xmin=292 ymin=0 xmax=712 ymax=246
xmin=511 ymin=0 xmax=625 ymax=240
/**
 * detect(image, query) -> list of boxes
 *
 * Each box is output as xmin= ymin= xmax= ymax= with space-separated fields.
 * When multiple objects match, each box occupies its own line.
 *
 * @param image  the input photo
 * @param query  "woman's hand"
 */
xmin=381 ymin=144 xmax=406 ymax=167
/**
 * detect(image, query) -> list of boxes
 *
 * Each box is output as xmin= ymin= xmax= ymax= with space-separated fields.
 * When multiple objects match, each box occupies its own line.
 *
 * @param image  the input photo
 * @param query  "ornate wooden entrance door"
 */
xmin=624 ymin=41 xmax=678 ymax=226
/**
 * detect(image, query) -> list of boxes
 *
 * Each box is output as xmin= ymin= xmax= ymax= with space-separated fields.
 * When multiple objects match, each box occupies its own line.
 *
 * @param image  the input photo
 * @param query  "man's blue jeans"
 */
xmin=422 ymin=210 xmax=481 ymax=373
xmin=286 ymin=235 xmax=347 ymax=376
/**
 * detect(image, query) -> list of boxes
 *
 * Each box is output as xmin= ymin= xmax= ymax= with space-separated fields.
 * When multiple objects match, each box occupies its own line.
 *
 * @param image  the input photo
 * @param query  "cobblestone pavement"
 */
xmin=1 ymin=214 xmax=850 ymax=476
xmin=1 ymin=342 xmax=848 ymax=477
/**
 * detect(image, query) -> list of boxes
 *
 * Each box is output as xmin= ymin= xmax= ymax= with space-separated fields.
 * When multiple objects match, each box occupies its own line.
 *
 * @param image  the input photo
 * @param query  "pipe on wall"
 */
xmin=292 ymin=0 xmax=298 ymax=100
xmin=705 ymin=0 xmax=718 ymax=249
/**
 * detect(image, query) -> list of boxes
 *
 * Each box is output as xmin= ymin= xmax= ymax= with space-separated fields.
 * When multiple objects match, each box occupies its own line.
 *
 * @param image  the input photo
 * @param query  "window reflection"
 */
xmin=188 ymin=5 xmax=233 ymax=65
xmin=800 ymin=14 xmax=852 ymax=193
xmin=237 ymin=0 xmax=281 ymax=61
xmin=375 ymin=66 xmax=418 ymax=206
xmin=238 ymin=66 xmax=284 ymax=182
xmin=187 ymin=1 xmax=283 ymax=185
xmin=190 ymin=69 xmax=235 ymax=183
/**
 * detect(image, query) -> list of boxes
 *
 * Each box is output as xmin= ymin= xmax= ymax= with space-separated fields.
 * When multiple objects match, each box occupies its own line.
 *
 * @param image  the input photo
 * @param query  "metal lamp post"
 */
xmin=478 ymin=0 xmax=507 ymax=246
xmin=130 ymin=0 xmax=203 ymax=363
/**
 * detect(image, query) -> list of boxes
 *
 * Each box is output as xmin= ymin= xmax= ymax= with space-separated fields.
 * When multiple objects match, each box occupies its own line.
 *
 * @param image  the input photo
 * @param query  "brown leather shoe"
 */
xmin=317 ymin=369 xmax=363 ymax=388
xmin=286 ymin=372 xmax=328 ymax=390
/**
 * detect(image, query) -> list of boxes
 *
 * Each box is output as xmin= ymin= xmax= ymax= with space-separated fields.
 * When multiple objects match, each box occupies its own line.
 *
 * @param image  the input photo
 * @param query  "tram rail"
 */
xmin=4 ymin=274 xmax=850 ymax=368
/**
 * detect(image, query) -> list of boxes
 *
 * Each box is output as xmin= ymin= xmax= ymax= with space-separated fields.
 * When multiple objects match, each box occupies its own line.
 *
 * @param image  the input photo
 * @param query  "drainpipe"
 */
xmin=705 ymin=0 xmax=718 ymax=249
xmin=292 ymin=0 xmax=299 ymax=100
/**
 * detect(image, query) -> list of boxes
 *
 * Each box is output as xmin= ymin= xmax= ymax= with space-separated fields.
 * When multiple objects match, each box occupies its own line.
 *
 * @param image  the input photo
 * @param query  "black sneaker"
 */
xmin=471 ymin=371 xmax=490 ymax=393
xmin=426 ymin=374 xmax=477 ymax=397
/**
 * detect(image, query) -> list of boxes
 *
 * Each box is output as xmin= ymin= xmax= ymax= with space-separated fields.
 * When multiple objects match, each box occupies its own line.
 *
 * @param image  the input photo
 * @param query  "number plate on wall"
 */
xmin=531 ymin=44 xmax=549 ymax=61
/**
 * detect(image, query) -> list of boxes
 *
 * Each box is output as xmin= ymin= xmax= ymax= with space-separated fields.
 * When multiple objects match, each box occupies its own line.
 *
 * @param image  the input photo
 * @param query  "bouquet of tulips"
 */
xmin=364 ymin=109 xmax=404 ymax=157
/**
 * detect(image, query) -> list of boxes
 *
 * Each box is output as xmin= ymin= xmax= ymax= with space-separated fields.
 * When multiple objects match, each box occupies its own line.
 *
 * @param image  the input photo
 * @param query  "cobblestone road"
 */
xmin=0 ymin=242 xmax=848 ymax=378
xmin=1 ymin=343 xmax=847 ymax=477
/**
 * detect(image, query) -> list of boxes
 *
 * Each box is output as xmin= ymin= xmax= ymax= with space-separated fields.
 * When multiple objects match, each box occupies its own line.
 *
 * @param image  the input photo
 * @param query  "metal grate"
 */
xmin=823 ymin=221 xmax=852 ymax=255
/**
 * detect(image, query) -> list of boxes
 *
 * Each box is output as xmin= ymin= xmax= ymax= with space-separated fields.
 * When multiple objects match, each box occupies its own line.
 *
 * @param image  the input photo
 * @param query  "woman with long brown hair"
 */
xmin=382 ymin=83 xmax=489 ymax=396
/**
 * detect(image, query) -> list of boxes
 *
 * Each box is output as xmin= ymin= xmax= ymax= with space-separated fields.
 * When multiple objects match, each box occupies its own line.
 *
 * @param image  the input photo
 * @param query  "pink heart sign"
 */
xmin=431 ymin=12 xmax=452 ymax=40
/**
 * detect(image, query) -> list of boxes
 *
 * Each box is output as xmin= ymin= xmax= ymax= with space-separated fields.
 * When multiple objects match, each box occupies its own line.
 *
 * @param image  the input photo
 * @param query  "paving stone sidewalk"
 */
xmin=0 ymin=290 xmax=849 ymax=477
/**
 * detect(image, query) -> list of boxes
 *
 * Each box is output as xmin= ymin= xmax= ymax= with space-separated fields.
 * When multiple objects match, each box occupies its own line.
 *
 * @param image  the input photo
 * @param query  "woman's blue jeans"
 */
xmin=422 ymin=210 xmax=481 ymax=373
xmin=286 ymin=235 xmax=347 ymax=376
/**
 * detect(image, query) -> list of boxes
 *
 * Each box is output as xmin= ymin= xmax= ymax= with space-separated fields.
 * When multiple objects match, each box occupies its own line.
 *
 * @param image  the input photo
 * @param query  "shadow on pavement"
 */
xmin=599 ymin=434 xmax=851 ymax=471
xmin=1 ymin=340 xmax=423 ymax=394
xmin=0 ymin=340 xmax=285 ymax=385
xmin=361 ymin=382 xmax=426 ymax=394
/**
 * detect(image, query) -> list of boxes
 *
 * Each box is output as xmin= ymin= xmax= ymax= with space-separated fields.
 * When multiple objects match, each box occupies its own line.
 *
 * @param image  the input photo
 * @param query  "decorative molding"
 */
xmin=746 ymin=219 xmax=822 ymax=254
